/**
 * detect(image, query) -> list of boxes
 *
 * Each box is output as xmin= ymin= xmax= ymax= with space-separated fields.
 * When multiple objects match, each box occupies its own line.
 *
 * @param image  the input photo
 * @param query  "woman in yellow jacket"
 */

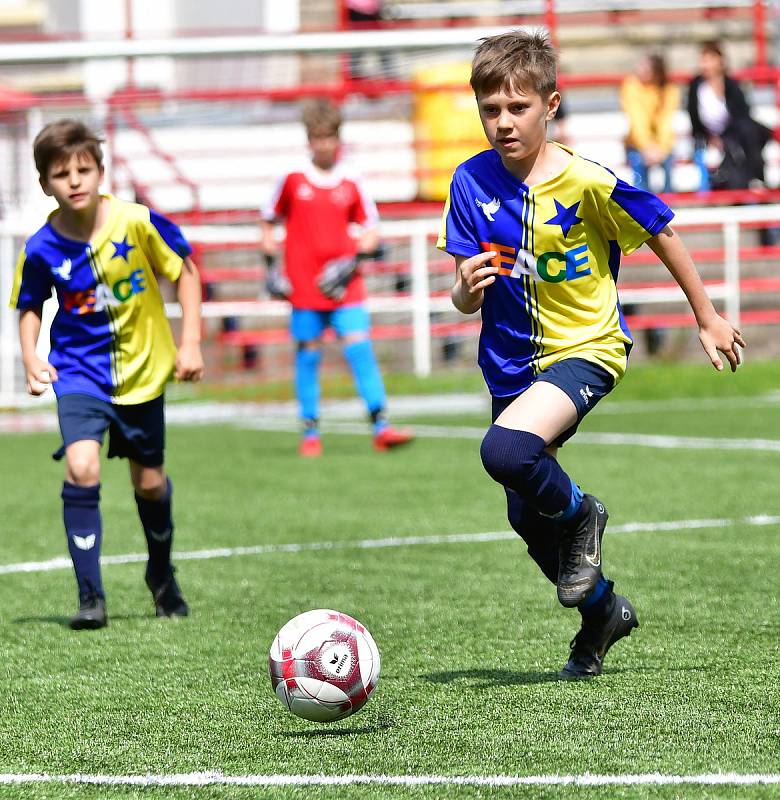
xmin=621 ymin=54 xmax=680 ymax=193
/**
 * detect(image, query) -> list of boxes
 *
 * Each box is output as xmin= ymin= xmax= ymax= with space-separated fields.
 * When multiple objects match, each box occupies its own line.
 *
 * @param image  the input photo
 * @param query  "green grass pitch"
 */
xmin=0 ymin=362 xmax=778 ymax=799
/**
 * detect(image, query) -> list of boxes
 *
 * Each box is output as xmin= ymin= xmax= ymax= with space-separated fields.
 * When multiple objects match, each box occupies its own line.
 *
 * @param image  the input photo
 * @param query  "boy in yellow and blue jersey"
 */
xmin=440 ymin=31 xmax=745 ymax=679
xmin=10 ymin=119 xmax=205 ymax=629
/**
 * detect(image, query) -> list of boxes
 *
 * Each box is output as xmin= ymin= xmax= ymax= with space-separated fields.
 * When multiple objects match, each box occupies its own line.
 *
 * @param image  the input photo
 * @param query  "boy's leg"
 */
xmin=131 ymin=462 xmax=173 ymax=583
xmin=334 ymin=304 xmax=413 ymax=449
xmin=108 ymin=395 xmax=188 ymax=618
xmin=130 ymin=461 xmax=188 ymax=617
xmin=291 ymin=309 xmax=325 ymax=455
xmin=506 ymin=487 xmax=617 ymax=612
xmin=56 ymin=394 xmax=111 ymax=629
xmin=505 ymin=489 xmax=559 ymax=584
xmin=63 ymin=439 xmax=105 ymax=608
xmin=480 ymin=374 xmax=608 ymax=607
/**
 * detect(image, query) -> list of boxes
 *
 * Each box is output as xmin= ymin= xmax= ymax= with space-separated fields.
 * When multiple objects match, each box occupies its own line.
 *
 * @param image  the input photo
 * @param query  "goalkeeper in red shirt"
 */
xmin=261 ymin=99 xmax=413 ymax=457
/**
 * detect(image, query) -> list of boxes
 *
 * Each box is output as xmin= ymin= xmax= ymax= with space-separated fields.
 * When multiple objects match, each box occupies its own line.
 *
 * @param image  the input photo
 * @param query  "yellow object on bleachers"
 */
xmin=412 ymin=61 xmax=485 ymax=202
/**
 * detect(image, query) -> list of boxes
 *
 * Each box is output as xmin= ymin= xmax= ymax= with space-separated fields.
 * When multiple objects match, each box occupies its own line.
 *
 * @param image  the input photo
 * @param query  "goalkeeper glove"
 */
xmin=317 ymin=254 xmax=363 ymax=301
xmin=264 ymin=253 xmax=291 ymax=300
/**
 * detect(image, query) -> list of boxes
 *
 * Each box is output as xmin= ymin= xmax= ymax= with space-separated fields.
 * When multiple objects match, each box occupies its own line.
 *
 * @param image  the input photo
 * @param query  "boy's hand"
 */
xmin=452 ymin=251 xmax=498 ymax=313
xmin=264 ymin=254 xmax=291 ymax=300
xmin=459 ymin=251 xmax=499 ymax=294
xmin=317 ymin=254 xmax=359 ymax=301
xmin=24 ymin=356 xmax=57 ymax=396
xmin=175 ymin=342 xmax=205 ymax=382
xmin=698 ymin=315 xmax=746 ymax=372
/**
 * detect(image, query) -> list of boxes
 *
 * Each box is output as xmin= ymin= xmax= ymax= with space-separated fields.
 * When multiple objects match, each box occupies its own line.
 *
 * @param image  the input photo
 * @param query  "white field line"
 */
xmin=241 ymin=417 xmax=780 ymax=452
xmin=0 ymin=772 xmax=778 ymax=787
xmin=1 ymin=515 xmax=778 ymax=577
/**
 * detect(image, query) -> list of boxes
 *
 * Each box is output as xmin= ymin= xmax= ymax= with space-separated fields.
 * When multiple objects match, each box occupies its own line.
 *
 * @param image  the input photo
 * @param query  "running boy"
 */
xmin=10 ymin=119 xmax=204 ymax=630
xmin=439 ymin=31 xmax=745 ymax=679
xmin=261 ymin=98 xmax=413 ymax=457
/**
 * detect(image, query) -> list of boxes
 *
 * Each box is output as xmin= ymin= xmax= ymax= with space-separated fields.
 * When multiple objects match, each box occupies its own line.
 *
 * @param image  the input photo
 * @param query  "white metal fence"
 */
xmin=1 ymin=203 xmax=777 ymax=407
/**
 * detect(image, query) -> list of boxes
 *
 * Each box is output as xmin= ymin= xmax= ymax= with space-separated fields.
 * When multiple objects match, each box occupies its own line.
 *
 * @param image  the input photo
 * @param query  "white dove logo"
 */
xmin=475 ymin=196 xmax=501 ymax=221
xmin=53 ymin=258 xmax=72 ymax=281
xmin=72 ymin=533 xmax=96 ymax=551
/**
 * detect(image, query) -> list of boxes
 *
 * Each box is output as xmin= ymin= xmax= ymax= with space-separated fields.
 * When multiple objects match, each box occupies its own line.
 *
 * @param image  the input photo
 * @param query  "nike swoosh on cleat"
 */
xmin=585 ymin=517 xmax=601 ymax=568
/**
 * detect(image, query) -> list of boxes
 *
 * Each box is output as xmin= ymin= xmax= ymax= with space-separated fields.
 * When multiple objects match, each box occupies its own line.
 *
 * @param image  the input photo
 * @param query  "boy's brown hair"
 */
xmin=301 ymin=98 xmax=342 ymax=137
xmin=470 ymin=30 xmax=558 ymax=99
xmin=33 ymin=119 xmax=103 ymax=179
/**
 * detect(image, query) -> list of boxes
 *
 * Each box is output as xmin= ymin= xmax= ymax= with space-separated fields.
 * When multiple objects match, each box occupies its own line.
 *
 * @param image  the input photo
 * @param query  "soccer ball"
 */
xmin=268 ymin=609 xmax=380 ymax=723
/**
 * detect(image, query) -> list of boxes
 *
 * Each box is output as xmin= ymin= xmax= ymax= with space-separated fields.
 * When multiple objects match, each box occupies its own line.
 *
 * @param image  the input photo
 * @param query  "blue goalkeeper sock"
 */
xmin=295 ymin=347 xmax=322 ymax=430
xmin=135 ymin=477 xmax=174 ymax=584
xmin=62 ymin=482 xmax=104 ymax=600
xmin=343 ymin=339 xmax=386 ymax=427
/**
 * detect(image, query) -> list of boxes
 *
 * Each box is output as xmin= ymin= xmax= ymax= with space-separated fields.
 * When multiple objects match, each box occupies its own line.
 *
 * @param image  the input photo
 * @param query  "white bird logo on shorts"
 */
xmin=475 ymin=196 xmax=501 ymax=222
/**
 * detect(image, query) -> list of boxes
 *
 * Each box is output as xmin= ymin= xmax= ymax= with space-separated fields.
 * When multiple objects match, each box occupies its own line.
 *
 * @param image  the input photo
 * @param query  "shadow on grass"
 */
xmin=423 ymin=668 xmax=558 ymax=687
xmin=12 ymin=613 xmax=148 ymax=627
xmin=276 ymin=719 xmax=395 ymax=738
xmin=424 ymin=664 xmax=703 ymax=687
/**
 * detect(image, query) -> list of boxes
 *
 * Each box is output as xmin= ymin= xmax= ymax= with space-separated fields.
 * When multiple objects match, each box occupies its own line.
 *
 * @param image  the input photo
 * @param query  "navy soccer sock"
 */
xmin=135 ymin=477 xmax=174 ymax=584
xmin=61 ymin=481 xmax=104 ymax=600
xmin=481 ymin=425 xmax=580 ymax=518
xmin=505 ymin=490 xmax=559 ymax=584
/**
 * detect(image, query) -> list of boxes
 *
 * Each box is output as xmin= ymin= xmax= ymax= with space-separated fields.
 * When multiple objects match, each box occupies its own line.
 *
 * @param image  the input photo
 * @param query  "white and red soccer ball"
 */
xmin=268 ymin=609 xmax=380 ymax=722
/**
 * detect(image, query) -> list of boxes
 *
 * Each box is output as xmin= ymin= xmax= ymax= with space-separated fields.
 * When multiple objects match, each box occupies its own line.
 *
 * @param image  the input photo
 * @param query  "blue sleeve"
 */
xmin=149 ymin=209 xmax=192 ymax=259
xmin=436 ymin=169 xmax=482 ymax=257
xmin=604 ymin=178 xmax=675 ymax=255
xmin=10 ymin=248 xmax=53 ymax=309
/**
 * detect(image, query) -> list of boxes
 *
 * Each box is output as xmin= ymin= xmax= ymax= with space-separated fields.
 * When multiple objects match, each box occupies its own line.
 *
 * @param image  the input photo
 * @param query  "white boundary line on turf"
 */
xmin=1 ymin=514 xmax=777 ymax=577
xmin=239 ymin=418 xmax=780 ymax=452
xmin=0 ymin=772 xmax=779 ymax=787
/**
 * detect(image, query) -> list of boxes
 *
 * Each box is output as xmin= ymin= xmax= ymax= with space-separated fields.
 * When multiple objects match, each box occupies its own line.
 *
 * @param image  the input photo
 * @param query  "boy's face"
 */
xmin=477 ymin=86 xmax=560 ymax=165
xmin=40 ymin=151 xmax=103 ymax=212
xmin=308 ymin=130 xmax=341 ymax=170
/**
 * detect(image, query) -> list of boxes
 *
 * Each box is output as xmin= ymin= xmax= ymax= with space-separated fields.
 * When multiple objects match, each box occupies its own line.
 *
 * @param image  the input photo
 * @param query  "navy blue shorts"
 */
xmin=55 ymin=393 xmax=166 ymax=466
xmin=491 ymin=358 xmax=614 ymax=447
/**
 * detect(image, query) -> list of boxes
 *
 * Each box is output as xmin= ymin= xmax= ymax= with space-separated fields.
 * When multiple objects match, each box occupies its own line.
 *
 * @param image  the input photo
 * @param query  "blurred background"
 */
xmin=0 ymin=0 xmax=777 ymax=406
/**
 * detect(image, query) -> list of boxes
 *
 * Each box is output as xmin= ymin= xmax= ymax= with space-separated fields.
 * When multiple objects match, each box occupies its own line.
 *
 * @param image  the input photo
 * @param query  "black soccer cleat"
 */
xmin=145 ymin=567 xmax=189 ymax=618
xmin=69 ymin=593 xmax=108 ymax=630
xmin=557 ymin=494 xmax=608 ymax=608
xmin=559 ymin=590 xmax=639 ymax=680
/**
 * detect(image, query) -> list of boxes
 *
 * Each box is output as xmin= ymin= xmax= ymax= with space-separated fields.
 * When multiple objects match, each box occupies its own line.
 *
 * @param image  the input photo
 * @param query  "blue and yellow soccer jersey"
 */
xmin=438 ymin=146 xmax=674 ymax=397
xmin=10 ymin=195 xmax=191 ymax=405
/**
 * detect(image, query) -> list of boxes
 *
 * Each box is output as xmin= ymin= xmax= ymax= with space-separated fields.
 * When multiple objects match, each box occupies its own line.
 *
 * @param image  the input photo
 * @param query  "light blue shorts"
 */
xmin=290 ymin=305 xmax=370 ymax=343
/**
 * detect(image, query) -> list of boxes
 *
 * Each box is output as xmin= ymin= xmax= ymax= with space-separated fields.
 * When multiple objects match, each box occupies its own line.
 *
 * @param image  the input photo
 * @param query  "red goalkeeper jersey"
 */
xmin=263 ymin=162 xmax=379 ymax=310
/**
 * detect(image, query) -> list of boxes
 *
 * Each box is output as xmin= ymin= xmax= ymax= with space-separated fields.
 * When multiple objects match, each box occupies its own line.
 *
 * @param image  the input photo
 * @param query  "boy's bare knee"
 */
xmin=65 ymin=445 xmax=100 ymax=486
xmin=131 ymin=464 xmax=167 ymax=500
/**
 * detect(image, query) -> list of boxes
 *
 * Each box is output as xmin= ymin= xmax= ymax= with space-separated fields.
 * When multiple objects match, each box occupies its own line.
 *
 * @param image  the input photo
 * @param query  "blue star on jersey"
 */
xmin=111 ymin=236 xmax=135 ymax=261
xmin=544 ymin=199 xmax=583 ymax=237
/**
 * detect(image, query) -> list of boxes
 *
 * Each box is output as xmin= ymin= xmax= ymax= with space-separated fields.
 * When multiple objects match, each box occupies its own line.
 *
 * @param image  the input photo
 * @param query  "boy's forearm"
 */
xmin=260 ymin=220 xmax=277 ymax=254
xmin=357 ymin=227 xmax=380 ymax=255
xmin=19 ymin=308 xmax=42 ymax=362
xmin=177 ymin=259 xmax=202 ymax=344
xmin=647 ymin=228 xmax=718 ymax=324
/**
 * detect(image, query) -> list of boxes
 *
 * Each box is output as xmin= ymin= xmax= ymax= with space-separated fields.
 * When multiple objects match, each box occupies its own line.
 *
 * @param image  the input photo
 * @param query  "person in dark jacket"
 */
xmin=687 ymin=40 xmax=772 ymax=190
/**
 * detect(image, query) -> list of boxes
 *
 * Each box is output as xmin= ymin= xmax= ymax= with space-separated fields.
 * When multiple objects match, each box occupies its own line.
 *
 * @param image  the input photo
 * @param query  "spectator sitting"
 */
xmin=687 ymin=40 xmax=772 ymax=191
xmin=621 ymin=54 xmax=679 ymax=193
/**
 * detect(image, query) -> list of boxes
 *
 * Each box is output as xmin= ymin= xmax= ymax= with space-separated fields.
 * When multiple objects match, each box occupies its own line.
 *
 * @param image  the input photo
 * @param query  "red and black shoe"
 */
xmin=373 ymin=426 xmax=414 ymax=451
